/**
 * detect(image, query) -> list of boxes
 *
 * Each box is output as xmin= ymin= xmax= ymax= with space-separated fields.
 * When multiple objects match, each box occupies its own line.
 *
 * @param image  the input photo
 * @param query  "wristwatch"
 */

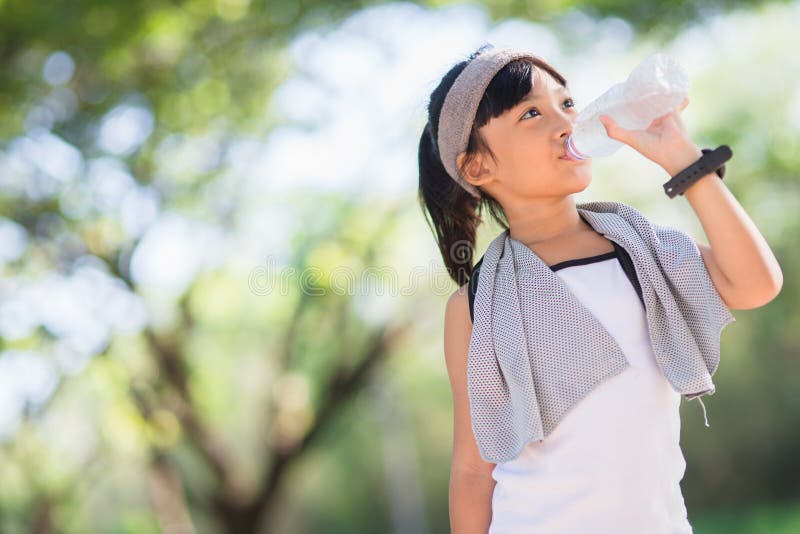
xmin=663 ymin=145 xmax=732 ymax=198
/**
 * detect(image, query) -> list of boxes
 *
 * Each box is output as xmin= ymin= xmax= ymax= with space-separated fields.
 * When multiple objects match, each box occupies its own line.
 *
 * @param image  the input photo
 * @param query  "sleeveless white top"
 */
xmin=488 ymin=250 xmax=694 ymax=534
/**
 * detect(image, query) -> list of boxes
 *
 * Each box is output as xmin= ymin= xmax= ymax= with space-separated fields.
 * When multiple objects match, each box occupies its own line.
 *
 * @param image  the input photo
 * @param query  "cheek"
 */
xmin=502 ymin=136 xmax=559 ymax=187
xmin=512 ymin=155 xmax=579 ymax=193
xmin=510 ymin=139 xmax=551 ymax=168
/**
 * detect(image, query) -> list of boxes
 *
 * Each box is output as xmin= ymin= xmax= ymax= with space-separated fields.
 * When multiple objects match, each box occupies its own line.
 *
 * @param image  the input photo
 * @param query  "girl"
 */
xmin=417 ymin=44 xmax=782 ymax=533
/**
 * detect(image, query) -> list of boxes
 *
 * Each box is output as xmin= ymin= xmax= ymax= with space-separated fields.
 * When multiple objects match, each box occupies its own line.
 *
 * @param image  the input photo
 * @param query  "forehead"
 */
xmin=528 ymin=68 xmax=566 ymax=96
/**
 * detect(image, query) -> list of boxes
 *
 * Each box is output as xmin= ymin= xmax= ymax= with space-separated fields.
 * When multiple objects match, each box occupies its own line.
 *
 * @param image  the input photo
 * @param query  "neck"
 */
xmin=505 ymin=197 xmax=587 ymax=246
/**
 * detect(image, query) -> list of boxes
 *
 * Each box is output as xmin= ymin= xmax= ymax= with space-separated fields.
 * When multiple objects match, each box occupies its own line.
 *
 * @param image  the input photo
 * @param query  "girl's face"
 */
xmin=461 ymin=68 xmax=592 ymax=201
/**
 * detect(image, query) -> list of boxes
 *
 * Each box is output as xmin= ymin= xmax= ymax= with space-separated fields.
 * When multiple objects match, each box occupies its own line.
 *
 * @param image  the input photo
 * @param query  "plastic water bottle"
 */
xmin=565 ymin=53 xmax=690 ymax=161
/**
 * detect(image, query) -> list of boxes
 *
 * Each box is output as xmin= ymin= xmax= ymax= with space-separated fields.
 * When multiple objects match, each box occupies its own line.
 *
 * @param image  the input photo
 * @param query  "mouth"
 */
xmin=558 ymin=153 xmax=585 ymax=164
xmin=558 ymin=149 xmax=584 ymax=162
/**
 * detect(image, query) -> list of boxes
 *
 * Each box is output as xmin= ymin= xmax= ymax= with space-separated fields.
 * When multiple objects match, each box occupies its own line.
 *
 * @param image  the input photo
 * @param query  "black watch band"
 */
xmin=663 ymin=145 xmax=732 ymax=199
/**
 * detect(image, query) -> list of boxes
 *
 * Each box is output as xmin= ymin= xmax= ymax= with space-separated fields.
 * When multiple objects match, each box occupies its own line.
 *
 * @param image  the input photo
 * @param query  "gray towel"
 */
xmin=468 ymin=200 xmax=736 ymax=463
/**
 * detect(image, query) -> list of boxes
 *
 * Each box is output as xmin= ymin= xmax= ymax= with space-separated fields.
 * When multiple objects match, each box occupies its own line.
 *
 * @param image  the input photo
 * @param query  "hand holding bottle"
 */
xmin=564 ymin=53 xmax=691 ymax=161
xmin=598 ymin=97 xmax=696 ymax=172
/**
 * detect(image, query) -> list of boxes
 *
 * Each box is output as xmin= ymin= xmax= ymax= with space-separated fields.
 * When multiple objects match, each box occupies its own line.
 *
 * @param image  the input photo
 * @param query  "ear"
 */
xmin=456 ymin=151 xmax=495 ymax=188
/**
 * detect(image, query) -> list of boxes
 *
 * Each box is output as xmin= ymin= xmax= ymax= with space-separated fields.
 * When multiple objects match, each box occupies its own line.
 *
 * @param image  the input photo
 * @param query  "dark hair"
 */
xmin=417 ymin=45 xmax=568 ymax=286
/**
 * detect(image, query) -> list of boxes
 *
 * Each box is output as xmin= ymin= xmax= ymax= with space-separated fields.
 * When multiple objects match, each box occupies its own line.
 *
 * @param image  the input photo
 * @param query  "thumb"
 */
xmin=599 ymin=114 xmax=626 ymax=142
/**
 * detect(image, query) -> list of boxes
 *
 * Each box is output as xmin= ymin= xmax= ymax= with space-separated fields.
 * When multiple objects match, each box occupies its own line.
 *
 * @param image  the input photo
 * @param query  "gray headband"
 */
xmin=437 ymin=46 xmax=543 ymax=199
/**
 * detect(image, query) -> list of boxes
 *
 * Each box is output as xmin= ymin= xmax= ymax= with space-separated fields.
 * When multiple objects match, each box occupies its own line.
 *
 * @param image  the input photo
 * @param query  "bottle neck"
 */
xmin=566 ymin=135 xmax=589 ymax=161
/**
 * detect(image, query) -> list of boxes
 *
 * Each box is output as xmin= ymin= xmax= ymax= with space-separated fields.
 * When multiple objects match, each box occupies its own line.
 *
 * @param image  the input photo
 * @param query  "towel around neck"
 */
xmin=467 ymin=200 xmax=736 ymax=464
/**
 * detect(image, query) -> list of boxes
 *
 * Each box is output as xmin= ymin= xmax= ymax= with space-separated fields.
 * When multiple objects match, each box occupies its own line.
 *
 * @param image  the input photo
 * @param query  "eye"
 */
xmin=521 ymin=98 xmax=576 ymax=120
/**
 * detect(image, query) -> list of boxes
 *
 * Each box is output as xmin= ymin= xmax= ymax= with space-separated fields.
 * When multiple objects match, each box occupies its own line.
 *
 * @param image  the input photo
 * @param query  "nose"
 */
xmin=554 ymin=109 xmax=573 ymax=136
xmin=557 ymin=115 xmax=573 ymax=144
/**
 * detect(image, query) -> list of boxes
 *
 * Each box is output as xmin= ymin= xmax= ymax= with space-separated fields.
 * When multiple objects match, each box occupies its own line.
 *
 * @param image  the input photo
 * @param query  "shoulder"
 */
xmin=447 ymin=258 xmax=485 ymax=326
xmin=444 ymin=284 xmax=472 ymax=377
xmin=445 ymin=275 xmax=475 ymax=351
xmin=447 ymin=283 xmax=470 ymax=322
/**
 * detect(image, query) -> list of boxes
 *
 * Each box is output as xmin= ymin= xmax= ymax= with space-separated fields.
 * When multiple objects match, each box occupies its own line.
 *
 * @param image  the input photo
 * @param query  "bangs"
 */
xmin=474 ymin=57 xmax=568 ymax=129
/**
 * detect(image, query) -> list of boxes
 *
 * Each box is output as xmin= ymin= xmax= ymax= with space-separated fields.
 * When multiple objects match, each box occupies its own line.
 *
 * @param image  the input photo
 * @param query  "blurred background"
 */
xmin=0 ymin=0 xmax=798 ymax=532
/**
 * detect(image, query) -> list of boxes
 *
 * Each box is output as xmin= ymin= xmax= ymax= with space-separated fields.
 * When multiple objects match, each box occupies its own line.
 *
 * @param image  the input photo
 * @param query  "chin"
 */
xmin=567 ymin=181 xmax=592 ymax=196
xmin=565 ymin=169 xmax=592 ymax=192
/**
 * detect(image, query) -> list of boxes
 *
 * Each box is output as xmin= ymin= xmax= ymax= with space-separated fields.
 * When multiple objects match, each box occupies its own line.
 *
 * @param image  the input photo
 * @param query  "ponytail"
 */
xmin=418 ymin=121 xmax=482 ymax=287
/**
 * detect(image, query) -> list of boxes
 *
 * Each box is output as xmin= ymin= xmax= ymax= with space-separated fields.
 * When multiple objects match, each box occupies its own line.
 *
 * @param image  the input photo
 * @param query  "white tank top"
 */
xmin=489 ymin=250 xmax=694 ymax=534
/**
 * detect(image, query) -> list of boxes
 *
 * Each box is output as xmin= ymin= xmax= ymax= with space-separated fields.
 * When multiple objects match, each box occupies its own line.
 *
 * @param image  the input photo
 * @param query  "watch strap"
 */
xmin=663 ymin=145 xmax=732 ymax=198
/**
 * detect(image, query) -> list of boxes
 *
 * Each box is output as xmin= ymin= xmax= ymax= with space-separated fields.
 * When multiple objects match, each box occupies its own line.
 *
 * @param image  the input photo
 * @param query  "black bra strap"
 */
xmin=612 ymin=240 xmax=645 ymax=308
xmin=468 ymin=256 xmax=483 ymax=323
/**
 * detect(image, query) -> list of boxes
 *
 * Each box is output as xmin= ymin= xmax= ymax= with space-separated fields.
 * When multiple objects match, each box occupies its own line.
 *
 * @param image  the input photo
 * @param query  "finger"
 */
xmin=679 ymin=97 xmax=689 ymax=111
xmin=599 ymin=115 xmax=628 ymax=142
